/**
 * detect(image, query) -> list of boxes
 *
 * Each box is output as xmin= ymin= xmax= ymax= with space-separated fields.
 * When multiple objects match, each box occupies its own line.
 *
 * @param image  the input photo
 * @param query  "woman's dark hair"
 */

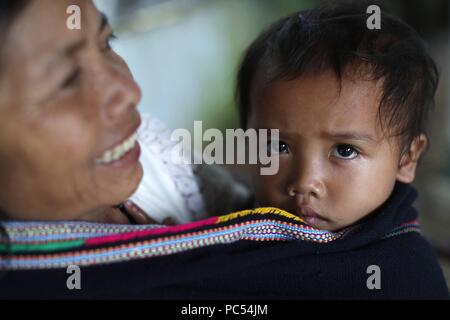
xmin=0 ymin=0 xmax=30 ymax=274
xmin=0 ymin=0 xmax=30 ymax=69
xmin=236 ymin=0 xmax=438 ymax=152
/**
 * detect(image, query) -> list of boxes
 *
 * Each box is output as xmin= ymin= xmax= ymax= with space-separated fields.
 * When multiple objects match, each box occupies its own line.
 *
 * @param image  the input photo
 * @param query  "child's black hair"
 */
xmin=236 ymin=0 xmax=438 ymax=153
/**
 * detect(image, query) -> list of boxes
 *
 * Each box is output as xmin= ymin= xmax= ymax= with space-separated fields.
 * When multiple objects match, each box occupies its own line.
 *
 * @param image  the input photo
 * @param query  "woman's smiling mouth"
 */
xmin=96 ymin=131 xmax=138 ymax=165
xmin=95 ymin=116 xmax=142 ymax=168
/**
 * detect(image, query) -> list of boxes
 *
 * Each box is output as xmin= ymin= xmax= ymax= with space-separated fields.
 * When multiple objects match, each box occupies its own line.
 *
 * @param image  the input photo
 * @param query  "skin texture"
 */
xmin=0 ymin=0 xmax=148 ymax=223
xmin=247 ymin=71 xmax=427 ymax=231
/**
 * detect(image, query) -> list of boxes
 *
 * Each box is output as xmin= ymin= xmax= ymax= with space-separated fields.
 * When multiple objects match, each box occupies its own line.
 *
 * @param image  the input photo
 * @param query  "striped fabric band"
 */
xmin=0 ymin=207 xmax=420 ymax=270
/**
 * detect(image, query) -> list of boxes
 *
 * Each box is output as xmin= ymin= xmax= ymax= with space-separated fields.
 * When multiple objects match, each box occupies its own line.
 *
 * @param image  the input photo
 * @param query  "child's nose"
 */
xmin=286 ymin=161 xmax=325 ymax=200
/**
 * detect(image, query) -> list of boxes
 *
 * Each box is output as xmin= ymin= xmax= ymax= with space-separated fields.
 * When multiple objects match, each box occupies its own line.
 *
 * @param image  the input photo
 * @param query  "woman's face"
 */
xmin=0 ymin=0 xmax=143 ymax=221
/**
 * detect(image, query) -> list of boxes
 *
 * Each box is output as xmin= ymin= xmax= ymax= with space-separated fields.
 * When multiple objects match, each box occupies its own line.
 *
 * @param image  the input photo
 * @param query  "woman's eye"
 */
xmin=61 ymin=68 xmax=81 ymax=89
xmin=331 ymin=144 xmax=359 ymax=160
xmin=102 ymin=33 xmax=117 ymax=52
xmin=267 ymin=140 xmax=289 ymax=155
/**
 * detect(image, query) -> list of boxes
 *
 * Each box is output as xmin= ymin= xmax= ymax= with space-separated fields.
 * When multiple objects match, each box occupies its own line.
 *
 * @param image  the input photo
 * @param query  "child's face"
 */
xmin=247 ymin=71 xmax=424 ymax=231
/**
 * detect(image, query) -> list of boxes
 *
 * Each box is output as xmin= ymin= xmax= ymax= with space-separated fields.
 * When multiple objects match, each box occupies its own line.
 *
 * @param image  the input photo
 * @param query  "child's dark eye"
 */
xmin=331 ymin=144 xmax=359 ymax=160
xmin=267 ymin=140 xmax=289 ymax=156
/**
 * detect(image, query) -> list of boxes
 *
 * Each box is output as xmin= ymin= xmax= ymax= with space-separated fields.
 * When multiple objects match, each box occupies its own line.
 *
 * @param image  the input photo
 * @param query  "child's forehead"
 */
xmin=250 ymin=70 xmax=387 ymax=137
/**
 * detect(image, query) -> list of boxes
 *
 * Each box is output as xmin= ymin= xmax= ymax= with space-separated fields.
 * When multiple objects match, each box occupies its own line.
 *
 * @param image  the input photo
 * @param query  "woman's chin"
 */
xmin=109 ymin=161 xmax=143 ymax=205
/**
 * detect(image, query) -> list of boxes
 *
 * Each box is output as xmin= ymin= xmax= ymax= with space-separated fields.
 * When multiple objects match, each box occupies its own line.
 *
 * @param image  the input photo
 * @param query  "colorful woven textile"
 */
xmin=0 ymin=207 xmax=419 ymax=270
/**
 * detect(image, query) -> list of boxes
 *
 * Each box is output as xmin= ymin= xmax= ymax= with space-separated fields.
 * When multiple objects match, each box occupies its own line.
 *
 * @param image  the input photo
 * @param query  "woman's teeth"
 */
xmin=96 ymin=133 xmax=138 ymax=164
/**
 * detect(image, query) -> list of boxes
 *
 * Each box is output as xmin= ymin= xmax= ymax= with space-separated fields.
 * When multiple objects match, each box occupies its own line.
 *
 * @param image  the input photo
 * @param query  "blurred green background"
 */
xmin=94 ymin=0 xmax=450 ymax=286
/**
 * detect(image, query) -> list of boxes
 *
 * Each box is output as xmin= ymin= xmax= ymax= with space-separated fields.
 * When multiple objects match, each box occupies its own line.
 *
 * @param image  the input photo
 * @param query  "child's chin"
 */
xmin=307 ymin=220 xmax=341 ymax=232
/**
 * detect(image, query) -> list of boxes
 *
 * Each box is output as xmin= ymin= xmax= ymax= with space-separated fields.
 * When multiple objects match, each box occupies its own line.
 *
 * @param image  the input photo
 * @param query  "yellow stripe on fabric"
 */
xmin=217 ymin=207 xmax=304 ymax=224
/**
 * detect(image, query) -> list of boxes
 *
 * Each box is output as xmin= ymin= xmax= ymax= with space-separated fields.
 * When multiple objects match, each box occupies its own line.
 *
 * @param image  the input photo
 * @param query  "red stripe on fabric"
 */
xmin=85 ymin=216 xmax=219 ymax=246
xmin=400 ymin=220 xmax=419 ymax=226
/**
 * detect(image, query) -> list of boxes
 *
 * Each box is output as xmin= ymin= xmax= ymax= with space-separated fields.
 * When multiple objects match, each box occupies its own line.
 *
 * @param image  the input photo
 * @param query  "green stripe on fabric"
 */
xmin=0 ymin=239 xmax=85 ymax=253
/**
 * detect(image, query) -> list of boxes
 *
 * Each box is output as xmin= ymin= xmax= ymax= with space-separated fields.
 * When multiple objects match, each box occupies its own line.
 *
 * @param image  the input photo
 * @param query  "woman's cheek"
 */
xmin=43 ymin=113 xmax=98 ymax=163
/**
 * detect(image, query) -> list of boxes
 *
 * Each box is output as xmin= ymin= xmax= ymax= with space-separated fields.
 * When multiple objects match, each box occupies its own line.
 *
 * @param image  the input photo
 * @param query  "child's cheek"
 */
xmin=250 ymin=164 xmax=287 ymax=207
xmin=330 ymin=160 xmax=396 ymax=226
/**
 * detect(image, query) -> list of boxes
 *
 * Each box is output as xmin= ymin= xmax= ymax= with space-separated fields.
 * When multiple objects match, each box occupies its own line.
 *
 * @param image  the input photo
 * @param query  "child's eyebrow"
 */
xmin=322 ymin=131 xmax=377 ymax=142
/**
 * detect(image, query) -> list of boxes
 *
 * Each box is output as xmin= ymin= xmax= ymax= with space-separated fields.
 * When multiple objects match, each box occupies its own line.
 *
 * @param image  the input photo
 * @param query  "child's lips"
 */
xmin=296 ymin=206 xmax=329 ymax=226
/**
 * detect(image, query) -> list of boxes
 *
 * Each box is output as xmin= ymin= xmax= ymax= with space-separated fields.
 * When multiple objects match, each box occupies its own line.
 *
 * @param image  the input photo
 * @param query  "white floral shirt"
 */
xmin=129 ymin=114 xmax=252 ymax=224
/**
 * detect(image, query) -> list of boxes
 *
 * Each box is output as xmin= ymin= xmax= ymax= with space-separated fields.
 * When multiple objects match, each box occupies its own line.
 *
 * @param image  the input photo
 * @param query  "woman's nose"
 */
xmin=98 ymin=60 xmax=142 ymax=123
xmin=286 ymin=160 xmax=325 ymax=200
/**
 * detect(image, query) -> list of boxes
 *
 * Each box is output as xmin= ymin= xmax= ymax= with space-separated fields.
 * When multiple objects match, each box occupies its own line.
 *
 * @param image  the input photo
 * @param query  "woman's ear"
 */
xmin=396 ymin=134 xmax=428 ymax=183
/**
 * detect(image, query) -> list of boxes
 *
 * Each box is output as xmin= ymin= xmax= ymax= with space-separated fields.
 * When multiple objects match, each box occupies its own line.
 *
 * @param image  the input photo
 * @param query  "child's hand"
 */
xmin=122 ymin=201 xmax=176 ymax=225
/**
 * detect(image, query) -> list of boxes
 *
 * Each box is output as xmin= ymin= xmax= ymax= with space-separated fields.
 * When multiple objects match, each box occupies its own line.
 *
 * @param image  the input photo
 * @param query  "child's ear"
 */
xmin=396 ymin=134 xmax=428 ymax=183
